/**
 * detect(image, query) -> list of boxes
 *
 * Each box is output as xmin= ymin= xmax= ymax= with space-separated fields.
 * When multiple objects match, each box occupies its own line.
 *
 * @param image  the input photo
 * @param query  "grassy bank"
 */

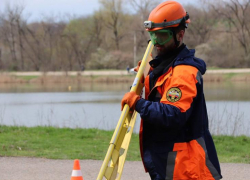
xmin=1 ymin=71 xmax=250 ymax=84
xmin=0 ymin=126 xmax=249 ymax=163
xmin=0 ymin=74 xmax=135 ymax=84
xmin=0 ymin=126 xmax=140 ymax=160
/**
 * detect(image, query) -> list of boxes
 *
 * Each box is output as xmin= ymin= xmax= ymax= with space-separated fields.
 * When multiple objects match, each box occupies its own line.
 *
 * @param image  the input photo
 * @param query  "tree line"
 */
xmin=0 ymin=0 xmax=249 ymax=72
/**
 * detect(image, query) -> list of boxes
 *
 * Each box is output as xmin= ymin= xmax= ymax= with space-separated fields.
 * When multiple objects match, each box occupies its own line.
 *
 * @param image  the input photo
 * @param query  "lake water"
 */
xmin=0 ymin=81 xmax=249 ymax=136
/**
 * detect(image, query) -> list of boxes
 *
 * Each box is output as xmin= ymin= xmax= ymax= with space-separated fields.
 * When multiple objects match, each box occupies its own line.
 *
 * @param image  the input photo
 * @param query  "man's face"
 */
xmin=155 ymin=36 xmax=175 ymax=56
xmin=149 ymin=29 xmax=176 ymax=56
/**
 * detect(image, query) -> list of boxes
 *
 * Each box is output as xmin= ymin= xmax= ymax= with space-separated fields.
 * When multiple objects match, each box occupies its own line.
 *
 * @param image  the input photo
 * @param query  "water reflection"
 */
xmin=204 ymin=81 xmax=250 ymax=101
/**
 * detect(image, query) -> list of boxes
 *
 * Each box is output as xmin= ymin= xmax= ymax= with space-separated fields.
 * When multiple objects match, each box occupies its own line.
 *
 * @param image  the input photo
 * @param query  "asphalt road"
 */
xmin=0 ymin=157 xmax=249 ymax=180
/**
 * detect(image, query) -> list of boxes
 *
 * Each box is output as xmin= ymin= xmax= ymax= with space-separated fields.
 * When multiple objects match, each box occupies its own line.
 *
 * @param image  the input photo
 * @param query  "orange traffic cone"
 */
xmin=71 ymin=159 xmax=84 ymax=180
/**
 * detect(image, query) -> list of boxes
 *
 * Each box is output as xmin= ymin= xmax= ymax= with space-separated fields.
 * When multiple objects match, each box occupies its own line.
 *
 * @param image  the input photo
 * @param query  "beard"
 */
xmin=155 ymin=41 xmax=177 ymax=57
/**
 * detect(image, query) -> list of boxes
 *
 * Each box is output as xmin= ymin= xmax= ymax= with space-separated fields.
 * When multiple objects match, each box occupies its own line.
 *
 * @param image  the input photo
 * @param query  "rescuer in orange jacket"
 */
xmin=121 ymin=1 xmax=222 ymax=180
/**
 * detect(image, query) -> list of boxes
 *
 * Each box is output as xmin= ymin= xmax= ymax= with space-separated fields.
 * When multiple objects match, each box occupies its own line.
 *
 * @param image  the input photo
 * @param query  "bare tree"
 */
xmin=185 ymin=3 xmax=219 ymax=46
xmin=0 ymin=15 xmax=3 ymax=70
xmin=128 ymin=0 xmax=160 ymax=21
xmin=0 ymin=4 xmax=30 ymax=71
xmin=57 ymin=35 xmax=75 ymax=71
xmin=126 ymin=1 xmax=162 ymax=64
xmin=22 ymin=23 xmax=43 ymax=71
xmin=92 ymin=11 xmax=104 ymax=48
xmin=0 ymin=48 xmax=2 ymax=70
xmin=0 ymin=5 xmax=24 ymax=70
xmin=99 ymin=0 xmax=127 ymax=50
xmin=16 ymin=16 xmax=25 ymax=70
xmin=1 ymin=0 xmax=250 ymax=70
xmin=210 ymin=0 xmax=250 ymax=56
xmin=39 ymin=19 xmax=66 ymax=71
xmin=62 ymin=17 xmax=96 ymax=71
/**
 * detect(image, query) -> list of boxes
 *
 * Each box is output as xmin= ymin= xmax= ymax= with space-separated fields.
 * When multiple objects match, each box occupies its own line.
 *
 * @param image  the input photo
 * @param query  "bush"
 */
xmin=86 ymin=48 xmax=133 ymax=69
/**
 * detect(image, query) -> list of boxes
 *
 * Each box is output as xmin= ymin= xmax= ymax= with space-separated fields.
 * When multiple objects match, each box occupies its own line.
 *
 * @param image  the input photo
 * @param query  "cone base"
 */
xmin=71 ymin=176 xmax=83 ymax=180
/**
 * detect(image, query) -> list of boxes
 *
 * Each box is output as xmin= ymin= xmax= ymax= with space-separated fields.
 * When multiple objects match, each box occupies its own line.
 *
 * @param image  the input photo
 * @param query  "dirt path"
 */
xmin=0 ymin=157 xmax=249 ymax=180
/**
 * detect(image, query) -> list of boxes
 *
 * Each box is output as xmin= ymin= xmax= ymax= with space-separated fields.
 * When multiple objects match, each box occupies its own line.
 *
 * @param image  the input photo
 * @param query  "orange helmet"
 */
xmin=144 ymin=1 xmax=190 ymax=31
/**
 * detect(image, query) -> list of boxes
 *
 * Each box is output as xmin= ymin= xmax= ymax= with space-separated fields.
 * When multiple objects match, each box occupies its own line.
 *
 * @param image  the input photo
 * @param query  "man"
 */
xmin=121 ymin=1 xmax=222 ymax=180
xmin=127 ymin=65 xmax=130 ymax=73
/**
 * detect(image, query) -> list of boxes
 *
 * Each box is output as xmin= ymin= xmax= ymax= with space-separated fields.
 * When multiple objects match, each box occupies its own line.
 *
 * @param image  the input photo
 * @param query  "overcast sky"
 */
xmin=0 ymin=0 xmax=198 ymax=22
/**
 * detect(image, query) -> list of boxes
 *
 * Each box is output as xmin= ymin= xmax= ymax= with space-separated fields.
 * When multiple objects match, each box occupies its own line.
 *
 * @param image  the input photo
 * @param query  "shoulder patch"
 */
xmin=166 ymin=87 xmax=182 ymax=102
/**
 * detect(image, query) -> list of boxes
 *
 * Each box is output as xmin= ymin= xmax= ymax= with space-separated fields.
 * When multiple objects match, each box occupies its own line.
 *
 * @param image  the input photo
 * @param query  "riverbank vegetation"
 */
xmin=0 ymin=71 xmax=250 ymax=84
xmin=0 ymin=126 xmax=249 ymax=163
xmin=0 ymin=0 xmax=250 ymax=72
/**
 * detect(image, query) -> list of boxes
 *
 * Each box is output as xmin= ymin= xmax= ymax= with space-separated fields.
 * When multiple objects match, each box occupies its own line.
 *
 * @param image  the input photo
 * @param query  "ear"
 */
xmin=177 ymin=30 xmax=185 ymax=41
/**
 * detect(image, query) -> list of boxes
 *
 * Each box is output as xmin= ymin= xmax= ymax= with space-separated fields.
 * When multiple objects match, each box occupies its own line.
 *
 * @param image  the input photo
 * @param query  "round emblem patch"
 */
xmin=166 ymin=87 xmax=182 ymax=102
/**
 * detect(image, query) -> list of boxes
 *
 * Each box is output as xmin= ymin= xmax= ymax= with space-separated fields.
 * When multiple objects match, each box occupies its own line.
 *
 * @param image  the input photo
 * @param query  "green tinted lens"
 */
xmin=149 ymin=29 xmax=173 ymax=45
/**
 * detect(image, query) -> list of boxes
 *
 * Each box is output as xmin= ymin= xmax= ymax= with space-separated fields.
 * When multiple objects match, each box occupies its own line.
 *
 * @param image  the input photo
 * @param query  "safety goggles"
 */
xmin=148 ymin=29 xmax=173 ymax=45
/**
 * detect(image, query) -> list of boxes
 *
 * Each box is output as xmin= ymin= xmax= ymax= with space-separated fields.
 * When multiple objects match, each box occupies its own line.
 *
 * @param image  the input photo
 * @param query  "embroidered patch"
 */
xmin=166 ymin=87 xmax=182 ymax=102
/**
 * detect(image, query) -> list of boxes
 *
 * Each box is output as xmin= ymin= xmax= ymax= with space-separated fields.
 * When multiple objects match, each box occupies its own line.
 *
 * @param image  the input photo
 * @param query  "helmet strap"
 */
xmin=171 ymin=28 xmax=180 ymax=48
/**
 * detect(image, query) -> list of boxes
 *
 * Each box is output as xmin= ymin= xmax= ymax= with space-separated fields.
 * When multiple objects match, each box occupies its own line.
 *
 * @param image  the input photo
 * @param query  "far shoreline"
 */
xmin=0 ymin=69 xmax=250 ymax=84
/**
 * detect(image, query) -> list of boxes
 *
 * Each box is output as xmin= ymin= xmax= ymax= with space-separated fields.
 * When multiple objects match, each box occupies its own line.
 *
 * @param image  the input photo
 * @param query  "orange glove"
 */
xmin=134 ymin=57 xmax=154 ymax=73
xmin=134 ymin=60 xmax=142 ymax=72
xmin=121 ymin=91 xmax=140 ymax=111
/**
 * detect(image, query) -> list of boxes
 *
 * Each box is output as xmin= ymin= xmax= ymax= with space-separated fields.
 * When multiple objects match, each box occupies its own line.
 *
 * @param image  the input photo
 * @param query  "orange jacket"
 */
xmin=135 ymin=46 xmax=222 ymax=180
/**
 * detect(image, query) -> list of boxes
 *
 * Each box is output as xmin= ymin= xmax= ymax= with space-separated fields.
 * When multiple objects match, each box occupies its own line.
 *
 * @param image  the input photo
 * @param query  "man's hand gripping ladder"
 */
xmin=96 ymin=41 xmax=154 ymax=180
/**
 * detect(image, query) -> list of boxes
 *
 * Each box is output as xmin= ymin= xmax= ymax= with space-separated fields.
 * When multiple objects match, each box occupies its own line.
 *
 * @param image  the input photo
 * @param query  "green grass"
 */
xmin=213 ymin=135 xmax=250 ymax=163
xmin=0 ymin=126 xmax=249 ymax=163
xmin=0 ymin=126 xmax=140 ymax=160
xmin=3 ymin=70 xmax=250 ymax=82
xmin=207 ymin=67 xmax=222 ymax=70
xmin=222 ymin=72 xmax=250 ymax=81
xmin=223 ymin=73 xmax=237 ymax=80
xmin=16 ymin=75 xmax=39 ymax=81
